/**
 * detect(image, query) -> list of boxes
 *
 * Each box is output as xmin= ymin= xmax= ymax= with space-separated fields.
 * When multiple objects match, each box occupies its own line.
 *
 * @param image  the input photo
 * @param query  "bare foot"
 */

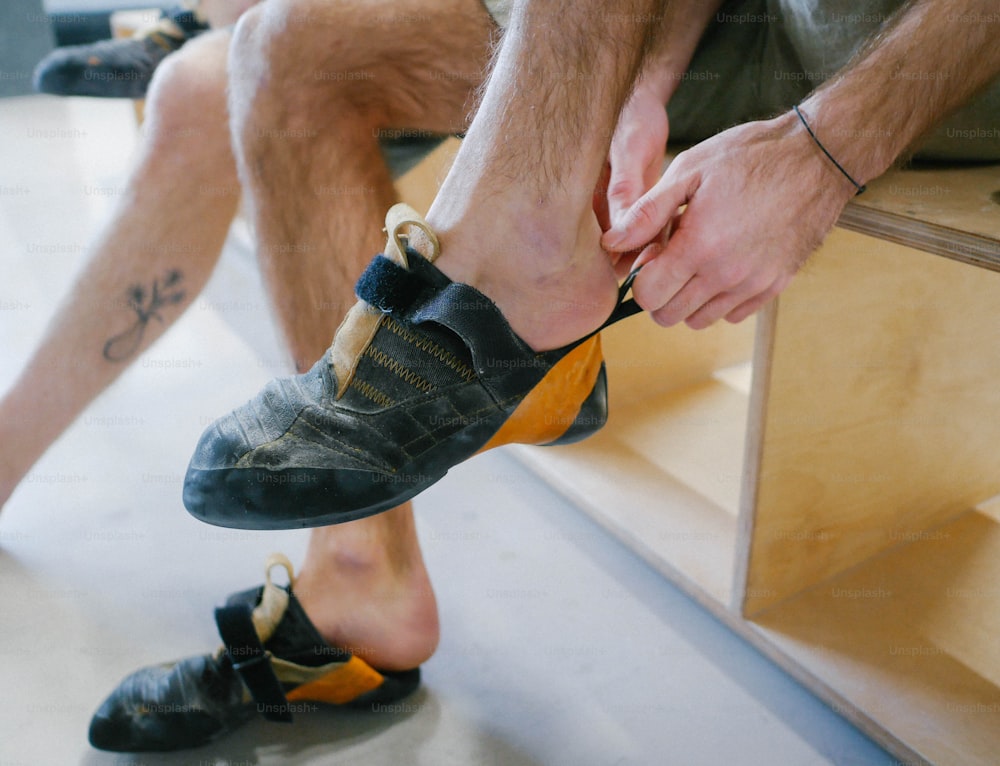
xmin=292 ymin=503 xmax=439 ymax=672
xmin=428 ymin=205 xmax=620 ymax=352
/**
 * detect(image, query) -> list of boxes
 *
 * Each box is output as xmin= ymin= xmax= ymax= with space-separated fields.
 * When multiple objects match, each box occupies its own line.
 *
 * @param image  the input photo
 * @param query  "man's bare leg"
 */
xmin=228 ymin=0 xmax=496 ymax=371
xmin=293 ymin=504 xmax=439 ymax=671
xmin=0 ymin=31 xmax=238 ymax=508
xmin=428 ymin=0 xmax=665 ymax=351
xmin=227 ymin=0 xmax=498 ymax=671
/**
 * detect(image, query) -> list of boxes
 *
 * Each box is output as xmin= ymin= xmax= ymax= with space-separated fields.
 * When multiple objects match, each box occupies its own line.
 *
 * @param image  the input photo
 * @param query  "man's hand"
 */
xmin=602 ymin=113 xmax=856 ymax=329
xmin=601 ymin=0 xmax=1000 ymax=330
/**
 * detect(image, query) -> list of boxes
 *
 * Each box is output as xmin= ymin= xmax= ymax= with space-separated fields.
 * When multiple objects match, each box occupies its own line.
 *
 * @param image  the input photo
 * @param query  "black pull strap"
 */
xmin=215 ymin=603 xmax=293 ymax=723
xmin=598 ymin=267 xmax=643 ymax=331
xmin=561 ymin=267 xmax=644 ymax=351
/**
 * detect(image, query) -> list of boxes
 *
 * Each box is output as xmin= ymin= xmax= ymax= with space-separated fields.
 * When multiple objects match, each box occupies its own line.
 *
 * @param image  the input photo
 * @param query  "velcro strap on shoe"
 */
xmin=355 ymin=254 xmax=428 ymax=314
xmin=215 ymin=603 xmax=293 ymax=723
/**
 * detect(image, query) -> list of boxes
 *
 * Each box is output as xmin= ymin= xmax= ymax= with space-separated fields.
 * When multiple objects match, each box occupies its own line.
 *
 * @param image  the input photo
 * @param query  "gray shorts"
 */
xmin=383 ymin=0 xmax=1000 ymax=175
xmin=669 ymin=0 xmax=1000 ymax=160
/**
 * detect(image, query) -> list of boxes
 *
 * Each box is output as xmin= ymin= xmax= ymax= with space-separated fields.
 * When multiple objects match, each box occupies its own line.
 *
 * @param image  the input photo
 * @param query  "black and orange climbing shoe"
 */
xmin=183 ymin=204 xmax=640 ymax=530
xmin=89 ymin=554 xmax=421 ymax=752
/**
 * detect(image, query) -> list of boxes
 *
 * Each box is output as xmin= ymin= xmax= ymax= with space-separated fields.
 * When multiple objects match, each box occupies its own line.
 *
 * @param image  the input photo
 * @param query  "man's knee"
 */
xmin=227 ymin=0 xmax=267 ymax=84
xmin=143 ymin=32 xmax=229 ymax=150
xmin=229 ymin=0 xmax=322 ymax=89
xmin=229 ymin=0 xmax=380 ymax=117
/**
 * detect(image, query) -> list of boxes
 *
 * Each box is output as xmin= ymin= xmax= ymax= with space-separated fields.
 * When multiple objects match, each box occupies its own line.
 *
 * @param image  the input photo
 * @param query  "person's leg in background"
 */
xmin=6 ymin=14 xmax=443 ymax=671
xmin=1 ymin=29 xmax=237 ymax=509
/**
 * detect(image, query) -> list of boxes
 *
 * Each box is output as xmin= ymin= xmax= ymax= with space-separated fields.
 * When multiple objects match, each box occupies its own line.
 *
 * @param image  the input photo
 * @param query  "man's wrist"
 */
xmin=791 ymin=105 xmax=869 ymax=194
xmin=790 ymin=0 xmax=1000 ymax=185
xmin=769 ymin=110 xmax=867 ymax=202
xmin=791 ymin=95 xmax=898 ymax=190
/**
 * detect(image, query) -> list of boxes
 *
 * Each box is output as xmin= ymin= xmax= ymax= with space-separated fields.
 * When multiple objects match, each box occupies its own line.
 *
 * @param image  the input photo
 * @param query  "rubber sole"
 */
xmin=185 ymin=363 xmax=608 ymax=530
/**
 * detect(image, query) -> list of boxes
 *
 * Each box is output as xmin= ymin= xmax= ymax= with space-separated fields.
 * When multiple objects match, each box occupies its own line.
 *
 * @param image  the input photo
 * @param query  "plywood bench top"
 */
xmin=838 ymin=162 xmax=1000 ymax=270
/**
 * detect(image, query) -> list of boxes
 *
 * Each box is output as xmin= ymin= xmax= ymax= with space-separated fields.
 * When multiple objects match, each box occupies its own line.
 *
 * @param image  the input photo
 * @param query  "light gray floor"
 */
xmin=0 ymin=96 xmax=893 ymax=765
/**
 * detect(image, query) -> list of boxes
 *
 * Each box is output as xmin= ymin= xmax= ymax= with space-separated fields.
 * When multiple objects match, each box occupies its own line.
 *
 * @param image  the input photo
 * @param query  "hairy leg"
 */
xmin=0 ymin=30 xmax=237 ymax=509
xmin=429 ymin=0 xmax=666 ymax=350
xmin=229 ymin=0 xmax=496 ymax=372
xmin=227 ymin=0 xmax=497 ymax=670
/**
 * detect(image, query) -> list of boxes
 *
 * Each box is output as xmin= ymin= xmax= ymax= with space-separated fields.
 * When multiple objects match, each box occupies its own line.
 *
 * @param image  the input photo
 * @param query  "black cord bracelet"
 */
xmin=793 ymin=105 xmax=867 ymax=196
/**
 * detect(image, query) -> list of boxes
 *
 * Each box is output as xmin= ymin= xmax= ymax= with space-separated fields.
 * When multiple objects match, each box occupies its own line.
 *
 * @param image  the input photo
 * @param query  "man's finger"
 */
xmin=724 ymin=276 xmax=790 ymax=324
xmin=629 ymin=242 xmax=693 ymax=321
xmin=648 ymin=274 xmax=716 ymax=328
xmin=685 ymin=289 xmax=752 ymax=330
xmin=602 ymin=171 xmax=693 ymax=253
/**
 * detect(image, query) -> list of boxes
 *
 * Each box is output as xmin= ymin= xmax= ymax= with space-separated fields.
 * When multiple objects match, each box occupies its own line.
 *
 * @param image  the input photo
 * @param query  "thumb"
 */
xmin=606 ymin=139 xmax=650 ymax=231
xmin=602 ymin=172 xmax=692 ymax=253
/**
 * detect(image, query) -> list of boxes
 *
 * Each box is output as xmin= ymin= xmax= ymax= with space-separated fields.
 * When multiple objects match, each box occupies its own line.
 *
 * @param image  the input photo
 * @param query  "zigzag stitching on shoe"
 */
xmin=382 ymin=316 xmax=477 ymax=383
xmin=352 ymin=379 xmax=394 ymax=408
xmin=364 ymin=345 xmax=435 ymax=393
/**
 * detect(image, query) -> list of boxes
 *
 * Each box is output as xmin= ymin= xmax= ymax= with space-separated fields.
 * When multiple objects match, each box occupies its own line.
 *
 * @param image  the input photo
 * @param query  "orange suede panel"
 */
xmin=285 ymin=656 xmax=385 ymax=705
xmin=478 ymin=334 xmax=604 ymax=451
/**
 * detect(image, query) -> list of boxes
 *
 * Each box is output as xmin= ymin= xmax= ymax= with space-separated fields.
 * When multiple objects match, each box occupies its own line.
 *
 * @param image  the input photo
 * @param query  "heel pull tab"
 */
xmin=385 ymin=203 xmax=441 ymax=266
xmin=582 ymin=267 xmax=643 ymax=343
